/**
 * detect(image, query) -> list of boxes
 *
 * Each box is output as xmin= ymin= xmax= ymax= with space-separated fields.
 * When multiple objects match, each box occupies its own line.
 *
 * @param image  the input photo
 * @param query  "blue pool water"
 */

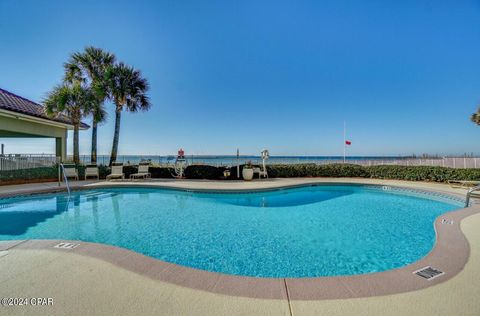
xmin=0 ymin=185 xmax=462 ymax=277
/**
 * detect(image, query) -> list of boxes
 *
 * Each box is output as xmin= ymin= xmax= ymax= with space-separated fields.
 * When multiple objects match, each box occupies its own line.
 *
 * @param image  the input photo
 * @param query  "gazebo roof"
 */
xmin=0 ymin=87 xmax=89 ymax=129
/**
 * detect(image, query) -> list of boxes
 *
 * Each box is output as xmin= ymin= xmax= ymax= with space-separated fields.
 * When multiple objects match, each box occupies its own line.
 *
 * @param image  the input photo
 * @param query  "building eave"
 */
xmin=0 ymin=109 xmax=89 ymax=130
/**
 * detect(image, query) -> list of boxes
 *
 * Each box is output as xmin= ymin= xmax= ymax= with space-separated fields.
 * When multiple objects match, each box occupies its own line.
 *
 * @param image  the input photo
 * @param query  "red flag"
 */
xmin=345 ymin=140 xmax=351 ymax=145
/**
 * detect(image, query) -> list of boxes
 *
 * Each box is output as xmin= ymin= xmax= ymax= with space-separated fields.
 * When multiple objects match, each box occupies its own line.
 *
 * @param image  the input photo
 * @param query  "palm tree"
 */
xmin=64 ymin=47 xmax=116 ymax=163
xmin=105 ymin=62 xmax=150 ymax=166
xmin=44 ymin=83 xmax=96 ymax=164
xmin=472 ymin=107 xmax=480 ymax=126
xmin=88 ymin=91 xmax=108 ymax=161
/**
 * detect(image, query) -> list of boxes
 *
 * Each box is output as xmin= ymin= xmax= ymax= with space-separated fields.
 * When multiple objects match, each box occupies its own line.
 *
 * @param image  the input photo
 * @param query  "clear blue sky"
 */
xmin=1 ymin=0 xmax=479 ymax=156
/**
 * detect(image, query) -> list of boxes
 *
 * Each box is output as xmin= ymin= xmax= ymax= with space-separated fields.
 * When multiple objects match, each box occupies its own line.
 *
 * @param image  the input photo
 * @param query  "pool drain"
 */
xmin=53 ymin=242 xmax=80 ymax=250
xmin=413 ymin=266 xmax=444 ymax=280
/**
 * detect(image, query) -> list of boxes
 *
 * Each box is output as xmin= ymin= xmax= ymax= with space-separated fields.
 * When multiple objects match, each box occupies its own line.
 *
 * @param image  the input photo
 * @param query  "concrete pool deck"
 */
xmin=0 ymin=176 xmax=476 ymax=196
xmin=0 ymin=178 xmax=479 ymax=315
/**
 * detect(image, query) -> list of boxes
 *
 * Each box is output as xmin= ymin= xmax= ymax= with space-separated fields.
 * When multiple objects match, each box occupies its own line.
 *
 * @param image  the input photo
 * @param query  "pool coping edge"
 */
xmin=0 ymin=180 xmax=478 ymax=300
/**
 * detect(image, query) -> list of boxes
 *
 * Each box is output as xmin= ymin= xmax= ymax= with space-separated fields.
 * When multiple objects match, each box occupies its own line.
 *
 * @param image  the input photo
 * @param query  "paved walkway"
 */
xmin=0 ymin=180 xmax=97 ymax=196
xmin=0 ymin=178 xmax=479 ymax=315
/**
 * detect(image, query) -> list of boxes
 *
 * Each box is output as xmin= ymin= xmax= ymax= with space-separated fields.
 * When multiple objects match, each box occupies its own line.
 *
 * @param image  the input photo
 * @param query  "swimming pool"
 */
xmin=0 ymin=185 xmax=463 ymax=278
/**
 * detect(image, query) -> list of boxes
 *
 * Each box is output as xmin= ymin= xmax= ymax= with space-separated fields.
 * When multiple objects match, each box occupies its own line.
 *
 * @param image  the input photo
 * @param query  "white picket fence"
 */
xmin=340 ymin=157 xmax=479 ymax=169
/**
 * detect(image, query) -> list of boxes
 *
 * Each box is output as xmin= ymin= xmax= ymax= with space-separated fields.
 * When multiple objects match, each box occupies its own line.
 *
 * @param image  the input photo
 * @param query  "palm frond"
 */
xmin=106 ymin=62 xmax=151 ymax=112
xmin=63 ymin=47 xmax=116 ymax=124
xmin=472 ymin=107 xmax=480 ymax=125
xmin=43 ymin=83 xmax=93 ymax=125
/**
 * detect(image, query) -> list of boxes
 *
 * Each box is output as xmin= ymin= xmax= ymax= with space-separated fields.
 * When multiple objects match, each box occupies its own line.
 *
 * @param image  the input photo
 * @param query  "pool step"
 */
xmin=82 ymin=192 xmax=114 ymax=200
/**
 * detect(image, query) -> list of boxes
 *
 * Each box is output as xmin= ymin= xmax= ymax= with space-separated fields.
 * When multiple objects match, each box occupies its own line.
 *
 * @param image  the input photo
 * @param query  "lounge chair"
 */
xmin=84 ymin=164 xmax=99 ymax=180
xmin=106 ymin=163 xmax=125 ymax=180
xmin=447 ymin=180 xmax=480 ymax=188
xmin=130 ymin=163 xmax=151 ymax=180
xmin=252 ymin=149 xmax=269 ymax=179
xmin=62 ymin=164 xmax=79 ymax=181
xmin=253 ymin=167 xmax=268 ymax=179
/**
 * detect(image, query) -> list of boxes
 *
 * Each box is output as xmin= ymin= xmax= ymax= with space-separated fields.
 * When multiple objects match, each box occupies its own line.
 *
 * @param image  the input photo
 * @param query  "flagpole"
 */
xmin=236 ymin=148 xmax=240 ymax=179
xmin=343 ymin=121 xmax=346 ymax=163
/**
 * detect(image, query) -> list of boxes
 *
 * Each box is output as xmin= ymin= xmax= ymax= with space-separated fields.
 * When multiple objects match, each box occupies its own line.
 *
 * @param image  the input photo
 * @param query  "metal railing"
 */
xmin=1 ymin=154 xmax=479 ymax=170
xmin=0 ymin=154 xmax=58 ymax=171
xmin=71 ymin=155 xmax=480 ymax=169
xmin=59 ymin=163 xmax=71 ymax=196
xmin=465 ymin=185 xmax=480 ymax=207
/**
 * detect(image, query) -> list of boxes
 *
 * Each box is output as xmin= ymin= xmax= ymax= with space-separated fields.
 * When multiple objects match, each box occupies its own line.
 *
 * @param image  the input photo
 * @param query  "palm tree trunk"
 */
xmin=109 ymin=108 xmax=122 ymax=166
xmin=91 ymin=120 xmax=98 ymax=163
xmin=73 ymin=123 xmax=80 ymax=164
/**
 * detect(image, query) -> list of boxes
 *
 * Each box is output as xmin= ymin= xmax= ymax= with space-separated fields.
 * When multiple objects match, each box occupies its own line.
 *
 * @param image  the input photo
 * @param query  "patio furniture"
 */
xmin=84 ymin=164 xmax=99 ymax=180
xmin=448 ymin=180 xmax=480 ymax=188
xmin=130 ymin=163 xmax=151 ymax=180
xmin=465 ymin=185 xmax=480 ymax=207
xmin=253 ymin=167 xmax=268 ymax=179
xmin=106 ymin=163 xmax=125 ymax=180
xmin=62 ymin=164 xmax=79 ymax=181
xmin=253 ymin=149 xmax=269 ymax=179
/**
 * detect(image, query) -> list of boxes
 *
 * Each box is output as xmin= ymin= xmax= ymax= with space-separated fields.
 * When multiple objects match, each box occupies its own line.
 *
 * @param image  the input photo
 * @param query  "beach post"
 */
xmin=343 ymin=121 xmax=346 ymax=163
xmin=237 ymin=148 xmax=240 ymax=178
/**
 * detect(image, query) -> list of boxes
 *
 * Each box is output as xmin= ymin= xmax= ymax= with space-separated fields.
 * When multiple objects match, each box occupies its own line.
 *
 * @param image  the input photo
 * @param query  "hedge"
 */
xmin=191 ymin=163 xmax=480 ymax=182
xmin=185 ymin=165 xmax=225 ymax=179
xmin=113 ymin=165 xmax=175 ymax=179
xmin=228 ymin=164 xmax=261 ymax=180
xmin=365 ymin=165 xmax=480 ymax=182
xmin=0 ymin=165 xmax=176 ymax=184
xmin=0 ymin=166 xmax=58 ymax=182
xmin=265 ymin=163 xmax=369 ymax=178
xmin=75 ymin=165 xmax=110 ymax=179
xmin=99 ymin=165 xmax=175 ymax=179
xmin=1 ymin=163 xmax=479 ymax=184
xmin=265 ymin=164 xmax=480 ymax=182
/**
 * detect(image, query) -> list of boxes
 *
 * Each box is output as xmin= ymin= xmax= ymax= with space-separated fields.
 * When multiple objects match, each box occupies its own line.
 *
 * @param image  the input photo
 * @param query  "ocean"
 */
xmin=77 ymin=155 xmax=416 ymax=167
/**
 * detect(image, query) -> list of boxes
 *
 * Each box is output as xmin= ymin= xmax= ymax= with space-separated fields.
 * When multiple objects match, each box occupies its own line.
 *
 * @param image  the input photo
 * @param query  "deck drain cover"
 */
xmin=413 ymin=266 xmax=444 ymax=280
xmin=54 ymin=242 xmax=80 ymax=250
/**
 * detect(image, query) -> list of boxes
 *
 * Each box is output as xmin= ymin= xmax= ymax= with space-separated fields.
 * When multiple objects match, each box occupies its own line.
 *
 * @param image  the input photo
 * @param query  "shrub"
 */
xmin=98 ymin=165 xmax=175 ymax=179
xmin=227 ymin=164 xmax=262 ymax=180
xmin=122 ymin=165 xmax=138 ymax=178
xmin=451 ymin=168 xmax=480 ymax=181
xmin=149 ymin=166 xmax=175 ymax=178
xmin=365 ymin=165 xmax=480 ymax=182
xmin=89 ymin=165 xmax=174 ymax=180
xmin=75 ymin=164 xmax=110 ymax=179
xmin=1 ymin=163 xmax=479 ymax=185
xmin=0 ymin=166 xmax=58 ymax=182
xmin=264 ymin=164 xmax=480 ymax=182
xmin=0 ymin=164 xmax=176 ymax=185
xmin=315 ymin=164 xmax=369 ymax=177
xmin=266 ymin=163 xmax=369 ymax=178
xmin=185 ymin=165 xmax=225 ymax=179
